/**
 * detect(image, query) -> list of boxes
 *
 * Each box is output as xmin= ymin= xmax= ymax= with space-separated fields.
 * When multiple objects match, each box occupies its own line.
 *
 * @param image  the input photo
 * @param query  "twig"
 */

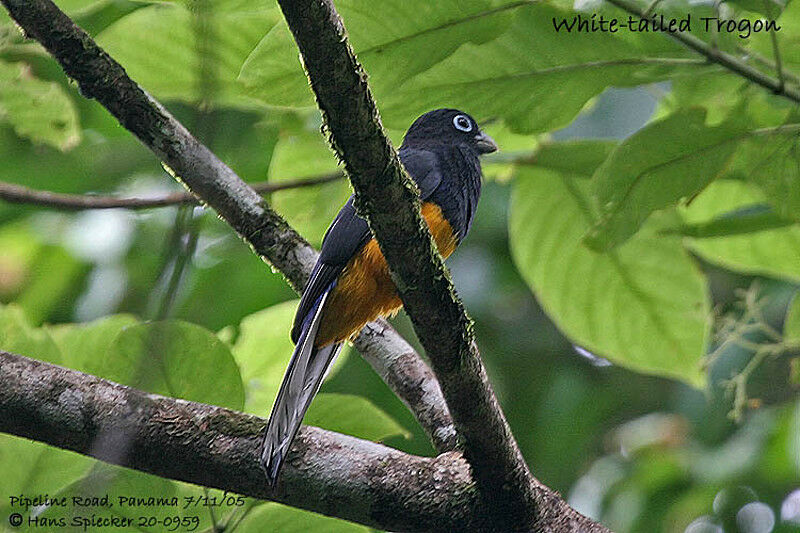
xmin=0 ymin=173 xmax=344 ymax=211
xmin=762 ymin=0 xmax=785 ymax=93
xmin=274 ymin=1 xmax=605 ymax=531
xmin=604 ymin=0 xmax=800 ymax=103
xmin=737 ymin=46 xmax=800 ymax=85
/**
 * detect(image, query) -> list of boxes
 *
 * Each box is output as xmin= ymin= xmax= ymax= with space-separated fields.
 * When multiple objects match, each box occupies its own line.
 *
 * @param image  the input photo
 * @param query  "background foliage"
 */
xmin=1 ymin=0 xmax=799 ymax=531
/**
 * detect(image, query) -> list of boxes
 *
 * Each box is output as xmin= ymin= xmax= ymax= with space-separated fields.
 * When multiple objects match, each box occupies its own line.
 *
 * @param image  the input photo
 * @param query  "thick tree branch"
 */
xmin=0 ymin=351 xmax=475 ymax=531
xmin=0 ymin=0 xmax=455 ymax=455
xmin=275 ymin=1 xmax=602 ymax=531
xmin=0 ymin=350 xmax=604 ymax=532
xmin=0 ymin=173 xmax=344 ymax=211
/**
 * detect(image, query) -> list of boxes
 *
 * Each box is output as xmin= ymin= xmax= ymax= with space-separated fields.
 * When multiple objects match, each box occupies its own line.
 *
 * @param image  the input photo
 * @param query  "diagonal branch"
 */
xmin=0 ymin=350 xmax=475 ymax=532
xmin=0 ymin=0 xmax=455 ymax=454
xmin=274 ymin=1 xmax=605 ymax=531
xmin=0 ymin=173 xmax=344 ymax=211
xmin=605 ymin=0 xmax=800 ymax=104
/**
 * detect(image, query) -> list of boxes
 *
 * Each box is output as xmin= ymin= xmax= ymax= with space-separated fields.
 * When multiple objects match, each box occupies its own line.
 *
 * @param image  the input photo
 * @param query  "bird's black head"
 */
xmin=400 ymin=108 xmax=498 ymax=155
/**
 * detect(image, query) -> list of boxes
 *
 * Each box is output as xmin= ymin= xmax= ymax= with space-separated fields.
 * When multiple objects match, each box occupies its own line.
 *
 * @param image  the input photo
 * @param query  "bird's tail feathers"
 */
xmin=260 ymin=289 xmax=342 ymax=486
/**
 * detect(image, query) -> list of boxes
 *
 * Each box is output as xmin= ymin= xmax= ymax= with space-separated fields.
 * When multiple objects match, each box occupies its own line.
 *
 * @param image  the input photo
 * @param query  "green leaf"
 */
xmin=268 ymin=130 xmax=351 ymax=246
xmin=96 ymin=3 xmax=279 ymax=104
xmin=725 ymin=0 xmax=785 ymax=16
xmin=0 ymin=303 xmax=61 ymax=363
xmin=47 ymin=314 xmax=139 ymax=372
xmin=0 ymin=60 xmax=80 ymax=149
xmin=238 ymin=0 xmax=514 ymax=108
xmin=379 ymin=3 xmax=700 ymax=133
xmin=784 ymin=294 xmax=800 ymax=343
xmin=661 ymin=204 xmax=793 ymax=238
xmin=304 ymin=393 xmax=408 ymax=441
xmin=0 ymin=435 xmax=92 ymax=519
xmin=237 ymin=502 xmax=370 ymax=533
xmin=509 ymin=167 xmax=709 ymax=387
xmin=103 ymin=321 xmax=245 ymax=410
xmin=38 ymin=466 xmax=213 ymax=533
xmin=586 ymin=109 xmax=741 ymax=251
xmin=231 ymin=300 xmax=349 ymax=417
xmin=523 ymin=140 xmax=618 ymax=178
xmin=681 ymin=179 xmax=800 ymax=281
xmin=732 ymin=124 xmax=800 ymax=221
xmin=16 ymin=244 xmax=88 ymax=325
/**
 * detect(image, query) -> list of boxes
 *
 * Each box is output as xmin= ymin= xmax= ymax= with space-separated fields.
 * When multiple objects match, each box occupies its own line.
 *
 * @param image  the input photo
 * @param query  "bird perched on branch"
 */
xmin=260 ymin=108 xmax=498 ymax=485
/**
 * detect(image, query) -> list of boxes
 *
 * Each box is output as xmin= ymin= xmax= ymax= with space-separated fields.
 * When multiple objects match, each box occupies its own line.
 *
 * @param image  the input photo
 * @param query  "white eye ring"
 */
xmin=453 ymin=114 xmax=473 ymax=132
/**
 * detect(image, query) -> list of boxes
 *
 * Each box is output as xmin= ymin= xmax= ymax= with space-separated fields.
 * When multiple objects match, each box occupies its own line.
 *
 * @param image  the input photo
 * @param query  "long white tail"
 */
xmin=260 ymin=290 xmax=342 ymax=485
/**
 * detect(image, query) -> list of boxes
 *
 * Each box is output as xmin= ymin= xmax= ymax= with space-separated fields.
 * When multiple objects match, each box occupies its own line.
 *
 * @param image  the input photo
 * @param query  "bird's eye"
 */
xmin=453 ymin=114 xmax=473 ymax=132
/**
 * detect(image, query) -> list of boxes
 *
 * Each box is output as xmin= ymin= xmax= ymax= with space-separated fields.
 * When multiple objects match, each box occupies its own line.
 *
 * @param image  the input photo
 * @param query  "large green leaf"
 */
xmin=681 ymin=179 xmax=800 ymax=282
xmin=303 ymin=393 xmax=407 ymax=442
xmin=0 ymin=435 xmax=92 ymax=519
xmin=0 ymin=303 xmax=61 ymax=363
xmin=96 ymin=3 xmax=278 ymax=104
xmin=231 ymin=303 xmax=402 ymax=440
xmin=37 ymin=466 xmax=214 ymax=533
xmin=237 ymin=502 xmax=369 ymax=533
xmin=731 ymin=124 xmax=800 ymax=222
xmin=509 ymin=164 xmax=709 ymax=387
xmin=47 ymin=314 xmax=139 ymax=372
xmin=379 ymin=3 xmax=700 ymax=132
xmin=231 ymin=300 xmax=348 ymax=416
xmin=0 ymin=60 xmax=80 ymax=149
xmin=238 ymin=0 xmax=515 ymax=108
xmin=102 ymin=321 xmax=245 ymax=410
xmin=268 ymin=130 xmax=350 ymax=246
xmin=586 ymin=110 xmax=742 ymax=251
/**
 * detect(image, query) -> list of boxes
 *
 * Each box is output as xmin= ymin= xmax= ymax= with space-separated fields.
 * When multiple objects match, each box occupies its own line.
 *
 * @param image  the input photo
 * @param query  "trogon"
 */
xmin=260 ymin=108 xmax=498 ymax=485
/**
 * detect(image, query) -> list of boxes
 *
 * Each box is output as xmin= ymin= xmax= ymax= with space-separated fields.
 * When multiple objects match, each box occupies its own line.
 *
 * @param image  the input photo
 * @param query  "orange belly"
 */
xmin=315 ymin=202 xmax=457 ymax=347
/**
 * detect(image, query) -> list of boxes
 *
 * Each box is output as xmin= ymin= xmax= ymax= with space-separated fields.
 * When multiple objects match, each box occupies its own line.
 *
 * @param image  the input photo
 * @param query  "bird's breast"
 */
xmin=315 ymin=202 xmax=457 ymax=347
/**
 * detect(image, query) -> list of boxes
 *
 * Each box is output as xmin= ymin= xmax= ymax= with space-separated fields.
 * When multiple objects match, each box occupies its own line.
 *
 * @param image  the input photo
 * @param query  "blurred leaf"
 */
xmin=304 ymin=393 xmax=408 ymax=441
xmin=785 ymin=294 xmax=800 ymax=343
xmin=0 ymin=221 xmax=40 ymax=301
xmin=0 ymin=303 xmax=61 ymax=363
xmin=53 ymin=0 xmax=107 ymax=13
xmin=0 ymin=435 xmax=92 ymax=518
xmin=661 ymin=205 xmax=794 ymax=238
xmin=522 ymin=140 xmax=618 ymax=178
xmin=239 ymin=0 xmax=515 ymax=108
xmin=509 ymin=167 xmax=709 ymax=387
xmin=16 ymin=244 xmax=88 ymax=325
xmin=732 ymin=124 xmax=800 ymax=222
xmin=231 ymin=300 xmax=349 ymax=417
xmin=586 ymin=109 xmax=742 ymax=251
xmin=103 ymin=321 xmax=245 ymax=410
xmin=379 ymin=3 xmax=698 ymax=133
xmin=175 ymin=232 xmax=294 ymax=331
xmin=237 ymin=501 xmax=369 ymax=533
xmin=0 ymin=60 xmax=80 ymax=149
xmin=682 ymin=180 xmax=800 ymax=282
xmin=38 ymin=466 xmax=212 ymax=533
xmin=725 ymin=0 xmax=785 ymax=16
xmin=750 ymin=0 xmax=800 ymax=72
xmin=47 ymin=314 xmax=139 ymax=372
xmin=96 ymin=3 xmax=279 ymax=105
xmin=268 ymin=131 xmax=350 ymax=246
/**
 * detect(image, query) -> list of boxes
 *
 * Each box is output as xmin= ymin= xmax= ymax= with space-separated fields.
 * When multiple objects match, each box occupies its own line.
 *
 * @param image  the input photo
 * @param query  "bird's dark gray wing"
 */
xmin=291 ymin=197 xmax=370 ymax=343
xmin=399 ymin=147 xmax=442 ymax=199
xmin=290 ymin=149 xmax=442 ymax=344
